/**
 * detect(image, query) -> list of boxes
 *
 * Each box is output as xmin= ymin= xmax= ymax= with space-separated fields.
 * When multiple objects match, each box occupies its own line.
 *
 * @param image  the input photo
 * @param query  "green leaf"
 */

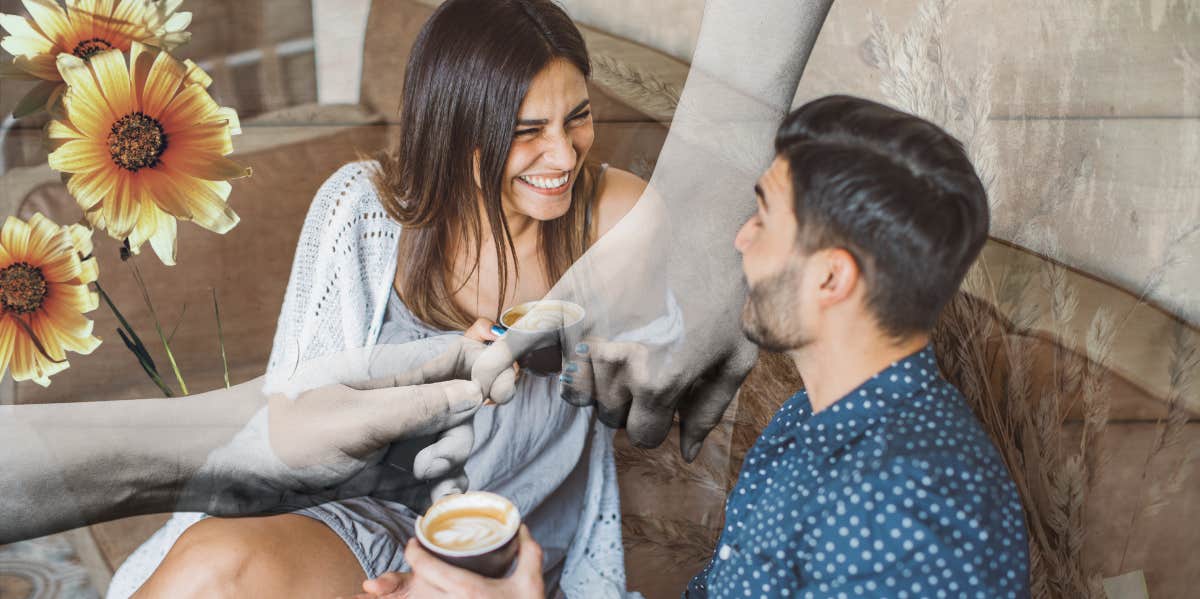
xmin=212 ymin=288 xmax=230 ymax=389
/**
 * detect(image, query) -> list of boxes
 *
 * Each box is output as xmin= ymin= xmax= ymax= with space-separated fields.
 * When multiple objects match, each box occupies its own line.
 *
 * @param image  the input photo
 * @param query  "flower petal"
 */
xmin=0 ymin=318 xmax=15 ymax=380
xmin=58 ymin=52 xmax=117 ymax=124
xmin=164 ymin=121 xmax=233 ymax=155
xmin=158 ymin=81 xmax=219 ymax=130
xmin=65 ymin=223 xmax=95 ymax=259
xmin=20 ymin=0 xmax=71 ymax=48
xmin=48 ymin=138 xmax=111 ymax=174
xmin=139 ymin=45 xmax=184 ymax=116
xmin=0 ymin=12 xmax=47 ymax=41
xmin=45 ymin=117 xmax=85 ymax=141
xmin=147 ymin=208 xmax=176 ymax=265
xmin=168 ymin=152 xmax=250 ymax=182
xmin=0 ymin=34 xmax=55 ymax=57
xmin=65 ymin=167 xmax=119 ymax=211
xmin=89 ymin=47 xmax=134 ymax=117
xmin=157 ymin=163 xmax=238 ymax=233
xmin=1 ymin=216 xmax=33 ymax=261
xmin=100 ymin=170 xmax=140 ymax=239
xmin=14 ymin=53 xmax=59 ymax=80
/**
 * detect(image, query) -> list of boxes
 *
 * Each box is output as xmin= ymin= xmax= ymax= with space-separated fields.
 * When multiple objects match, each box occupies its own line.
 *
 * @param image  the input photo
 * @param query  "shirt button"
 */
xmin=719 ymin=544 xmax=732 ymax=560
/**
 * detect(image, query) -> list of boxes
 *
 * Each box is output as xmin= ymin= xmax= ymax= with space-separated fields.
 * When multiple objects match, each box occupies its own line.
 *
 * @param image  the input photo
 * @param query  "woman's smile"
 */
xmin=516 ymin=171 xmax=572 ymax=195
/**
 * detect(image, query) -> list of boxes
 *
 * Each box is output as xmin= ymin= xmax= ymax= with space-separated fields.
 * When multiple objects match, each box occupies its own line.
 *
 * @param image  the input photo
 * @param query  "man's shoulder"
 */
xmin=874 ymin=380 xmax=1000 ymax=466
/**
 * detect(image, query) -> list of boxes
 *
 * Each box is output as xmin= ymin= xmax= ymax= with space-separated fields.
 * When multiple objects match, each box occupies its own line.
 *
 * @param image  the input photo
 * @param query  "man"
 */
xmin=352 ymin=95 xmax=1030 ymax=598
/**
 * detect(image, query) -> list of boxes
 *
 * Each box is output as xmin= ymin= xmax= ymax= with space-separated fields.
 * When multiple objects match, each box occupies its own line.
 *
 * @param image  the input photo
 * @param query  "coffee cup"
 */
xmin=494 ymin=299 xmax=585 ymax=375
xmin=415 ymin=491 xmax=522 ymax=578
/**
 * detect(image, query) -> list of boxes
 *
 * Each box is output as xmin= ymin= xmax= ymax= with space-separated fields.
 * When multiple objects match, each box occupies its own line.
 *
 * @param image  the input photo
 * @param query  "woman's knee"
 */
xmin=133 ymin=515 xmax=364 ymax=599
xmin=133 ymin=517 xmax=266 ymax=598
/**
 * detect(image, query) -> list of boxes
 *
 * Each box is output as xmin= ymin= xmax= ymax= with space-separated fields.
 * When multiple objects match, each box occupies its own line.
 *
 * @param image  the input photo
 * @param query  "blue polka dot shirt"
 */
xmin=686 ymin=345 xmax=1029 ymax=598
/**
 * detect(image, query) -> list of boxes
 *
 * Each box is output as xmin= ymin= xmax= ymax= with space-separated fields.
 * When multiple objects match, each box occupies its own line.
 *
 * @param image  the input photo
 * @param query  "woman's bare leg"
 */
xmin=131 ymin=514 xmax=365 ymax=599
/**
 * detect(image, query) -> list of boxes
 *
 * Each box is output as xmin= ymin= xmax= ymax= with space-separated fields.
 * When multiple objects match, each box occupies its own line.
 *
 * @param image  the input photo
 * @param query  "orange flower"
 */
xmin=0 ymin=214 xmax=100 ymax=386
xmin=0 ymin=0 xmax=191 ymax=117
xmin=46 ymin=42 xmax=250 ymax=265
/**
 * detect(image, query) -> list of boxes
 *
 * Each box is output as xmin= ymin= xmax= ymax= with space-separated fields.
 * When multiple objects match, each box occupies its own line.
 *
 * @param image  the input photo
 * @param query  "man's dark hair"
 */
xmin=775 ymin=95 xmax=989 ymax=337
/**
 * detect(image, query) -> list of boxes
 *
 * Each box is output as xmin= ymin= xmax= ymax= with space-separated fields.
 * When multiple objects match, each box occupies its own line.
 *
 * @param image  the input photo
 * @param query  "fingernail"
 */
xmin=448 ymin=380 xmax=482 ymax=412
xmin=564 ymin=362 xmax=579 ymax=373
xmin=559 ymin=373 xmax=574 ymax=385
xmin=684 ymin=441 xmax=701 ymax=463
xmin=490 ymin=324 xmax=507 ymax=337
xmin=575 ymin=342 xmax=589 ymax=355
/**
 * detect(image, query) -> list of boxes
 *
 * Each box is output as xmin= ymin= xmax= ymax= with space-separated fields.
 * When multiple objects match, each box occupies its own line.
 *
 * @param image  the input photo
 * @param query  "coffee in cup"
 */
xmin=415 ymin=491 xmax=521 ymax=578
xmin=496 ymin=300 xmax=585 ymax=375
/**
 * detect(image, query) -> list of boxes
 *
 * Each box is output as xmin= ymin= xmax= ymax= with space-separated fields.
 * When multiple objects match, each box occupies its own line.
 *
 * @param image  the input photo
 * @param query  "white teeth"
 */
xmin=520 ymin=174 xmax=569 ymax=189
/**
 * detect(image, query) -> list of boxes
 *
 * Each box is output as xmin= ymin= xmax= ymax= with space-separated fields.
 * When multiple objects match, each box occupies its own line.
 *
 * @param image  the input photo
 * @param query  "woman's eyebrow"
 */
xmin=516 ymin=99 xmax=591 ymax=126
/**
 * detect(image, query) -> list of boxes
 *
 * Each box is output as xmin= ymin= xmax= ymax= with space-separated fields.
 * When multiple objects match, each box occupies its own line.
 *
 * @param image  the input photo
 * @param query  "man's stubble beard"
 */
xmin=740 ymin=262 xmax=810 ymax=353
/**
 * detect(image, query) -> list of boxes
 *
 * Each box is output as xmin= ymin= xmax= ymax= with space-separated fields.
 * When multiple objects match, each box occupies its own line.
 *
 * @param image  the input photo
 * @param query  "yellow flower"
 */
xmin=0 ymin=214 xmax=101 ymax=386
xmin=46 ymin=42 xmax=250 ymax=265
xmin=0 ymin=0 xmax=191 ymax=117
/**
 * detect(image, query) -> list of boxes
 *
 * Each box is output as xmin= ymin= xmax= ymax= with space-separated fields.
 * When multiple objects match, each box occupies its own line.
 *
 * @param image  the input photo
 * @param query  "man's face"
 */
xmin=734 ymin=157 xmax=813 ymax=352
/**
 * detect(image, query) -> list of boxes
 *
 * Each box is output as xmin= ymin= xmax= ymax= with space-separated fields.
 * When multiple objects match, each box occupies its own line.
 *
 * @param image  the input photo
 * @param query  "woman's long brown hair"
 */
xmin=372 ymin=0 xmax=598 ymax=331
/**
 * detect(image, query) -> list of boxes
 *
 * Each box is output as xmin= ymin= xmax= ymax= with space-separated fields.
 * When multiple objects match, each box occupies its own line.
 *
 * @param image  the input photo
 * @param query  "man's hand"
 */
xmin=343 ymin=525 xmax=544 ymax=599
xmin=198 ymin=337 xmax=518 ymax=515
xmin=561 ymin=334 xmax=757 ymax=461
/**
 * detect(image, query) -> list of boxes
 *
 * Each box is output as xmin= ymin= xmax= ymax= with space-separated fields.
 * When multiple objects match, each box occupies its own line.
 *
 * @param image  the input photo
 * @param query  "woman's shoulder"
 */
xmin=307 ymin=159 xmax=388 ymax=218
xmin=592 ymin=165 xmax=646 ymax=238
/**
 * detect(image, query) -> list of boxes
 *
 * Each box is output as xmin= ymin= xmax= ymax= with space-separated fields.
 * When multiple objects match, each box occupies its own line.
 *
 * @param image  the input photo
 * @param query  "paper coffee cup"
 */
xmin=415 ymin=491 xmax=522 ymax=578
xmin=495 ymin=299 xmax=585 ymax=375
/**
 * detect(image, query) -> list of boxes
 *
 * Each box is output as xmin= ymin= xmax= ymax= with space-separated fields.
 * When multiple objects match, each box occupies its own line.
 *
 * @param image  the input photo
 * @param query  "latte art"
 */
xmin=428 ymin=514 xmax=511 ymax=551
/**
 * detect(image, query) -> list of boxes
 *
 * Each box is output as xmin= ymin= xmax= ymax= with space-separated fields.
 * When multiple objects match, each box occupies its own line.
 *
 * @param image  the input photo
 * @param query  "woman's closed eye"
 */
xmin=513 ymin=111 xmax=591 ymax=138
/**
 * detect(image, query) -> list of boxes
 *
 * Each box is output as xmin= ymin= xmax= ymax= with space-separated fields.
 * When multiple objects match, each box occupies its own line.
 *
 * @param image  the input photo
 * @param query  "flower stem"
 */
xmin=94 ymin=280 xmax=174 ymax=396
xmin=212 ymin=288 xmax=230 ymax=389
xmin=129 ymin=261 xmax=188 ymax=396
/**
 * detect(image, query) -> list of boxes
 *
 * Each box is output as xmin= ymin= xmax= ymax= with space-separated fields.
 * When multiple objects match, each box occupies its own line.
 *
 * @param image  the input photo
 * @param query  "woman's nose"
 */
xmin=542 ymin=131 xmax=576 ymax=169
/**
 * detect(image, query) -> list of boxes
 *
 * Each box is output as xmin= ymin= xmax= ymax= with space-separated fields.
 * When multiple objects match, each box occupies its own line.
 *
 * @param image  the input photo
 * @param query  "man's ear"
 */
xmin=816 ymin=248 xmax=860 ymax=308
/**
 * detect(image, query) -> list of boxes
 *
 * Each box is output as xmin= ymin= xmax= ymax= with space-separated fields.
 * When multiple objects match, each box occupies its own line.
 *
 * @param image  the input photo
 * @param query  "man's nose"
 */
xmin=734 ymin=219 xmax=752 ymax=253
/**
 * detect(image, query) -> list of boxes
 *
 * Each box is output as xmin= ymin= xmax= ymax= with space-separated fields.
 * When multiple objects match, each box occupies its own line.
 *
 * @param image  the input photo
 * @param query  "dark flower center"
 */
xmin=108 ymin=112 xmax=168 ymax=172
xmin=72 ymin=37 xmax=115 ymax=60
xmin=0 ymin=262 xmax=48 ymax=315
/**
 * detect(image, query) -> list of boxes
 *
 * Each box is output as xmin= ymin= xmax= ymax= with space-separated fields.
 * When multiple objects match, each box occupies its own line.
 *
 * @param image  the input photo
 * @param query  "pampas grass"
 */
xmin=622 ymin=515 xmax=720 ymax=571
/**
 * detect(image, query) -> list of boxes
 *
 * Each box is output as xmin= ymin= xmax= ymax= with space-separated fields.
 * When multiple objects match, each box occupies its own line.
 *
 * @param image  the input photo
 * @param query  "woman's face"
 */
xmin=498 ymin=58 xmax=594 ymax=222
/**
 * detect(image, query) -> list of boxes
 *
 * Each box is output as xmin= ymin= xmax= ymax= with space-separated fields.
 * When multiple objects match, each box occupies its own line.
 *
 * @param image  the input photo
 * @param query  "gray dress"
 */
xmin=290 ymin=287 xmax=589 ymax=587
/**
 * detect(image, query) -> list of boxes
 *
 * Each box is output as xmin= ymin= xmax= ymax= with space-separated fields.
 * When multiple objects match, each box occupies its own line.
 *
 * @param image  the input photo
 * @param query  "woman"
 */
xmin=108 ymin=0 xmax=646 ymax=596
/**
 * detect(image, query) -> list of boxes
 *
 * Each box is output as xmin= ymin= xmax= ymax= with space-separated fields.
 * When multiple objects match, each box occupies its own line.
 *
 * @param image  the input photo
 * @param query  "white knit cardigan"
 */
xmin=265 ymin=161 xmax=630 ymax=598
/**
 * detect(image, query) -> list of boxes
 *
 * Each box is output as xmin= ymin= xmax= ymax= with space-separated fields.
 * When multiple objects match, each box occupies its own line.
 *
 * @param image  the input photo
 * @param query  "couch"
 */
xmin=1 ymin=0 xmax=1195 ymax=597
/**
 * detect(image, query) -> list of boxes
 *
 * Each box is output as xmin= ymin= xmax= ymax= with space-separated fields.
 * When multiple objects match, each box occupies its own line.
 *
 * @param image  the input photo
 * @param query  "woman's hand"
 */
xmin=342 ymin=525 xmax=544 ymax=599
xmin=465 ymin=317 xmax=500 ymax=343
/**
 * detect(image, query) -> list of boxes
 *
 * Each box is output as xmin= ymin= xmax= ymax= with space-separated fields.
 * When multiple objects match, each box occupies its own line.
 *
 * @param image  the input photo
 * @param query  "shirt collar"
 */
xmin=784 ymin=343 xmax=940 ymax=455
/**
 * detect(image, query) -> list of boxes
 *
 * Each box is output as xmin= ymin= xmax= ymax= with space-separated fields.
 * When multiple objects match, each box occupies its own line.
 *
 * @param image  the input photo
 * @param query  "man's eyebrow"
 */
xmin=516 ymin=99 xmax=591 ymax=126
xmin=754 ymin=184 xmax=768 ymax=212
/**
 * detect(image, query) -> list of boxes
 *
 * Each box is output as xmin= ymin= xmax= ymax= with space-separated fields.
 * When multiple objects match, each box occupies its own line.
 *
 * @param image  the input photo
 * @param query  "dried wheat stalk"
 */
xmin=622 ymin=514 xmax=720 ymax=570
xmin=590 ymin=54 xmax=681 ymax=118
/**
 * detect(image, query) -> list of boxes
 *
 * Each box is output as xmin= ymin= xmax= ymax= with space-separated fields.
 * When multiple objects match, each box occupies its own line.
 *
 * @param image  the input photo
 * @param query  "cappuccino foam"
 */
xmin=427 ymin=510 xmax=511 ymax=551
xmin=502 ymin=300 xmax=584 ymax=332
